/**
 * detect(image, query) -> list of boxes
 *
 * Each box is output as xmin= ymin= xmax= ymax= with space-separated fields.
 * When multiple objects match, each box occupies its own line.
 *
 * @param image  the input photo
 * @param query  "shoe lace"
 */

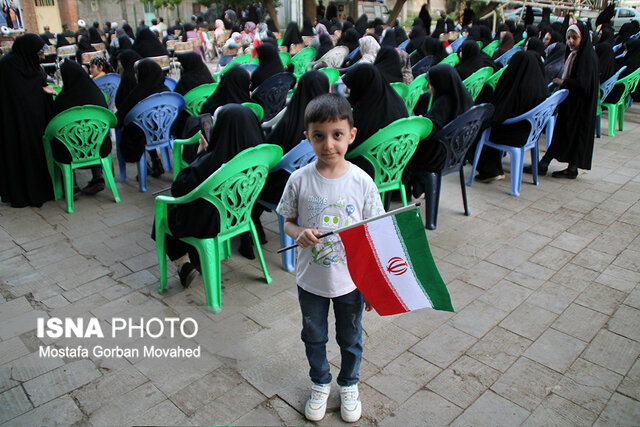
xmin=341 ymin=387 xmax=358 ymax=403
xmin=310 ymin=386 xmax=329 ymax=404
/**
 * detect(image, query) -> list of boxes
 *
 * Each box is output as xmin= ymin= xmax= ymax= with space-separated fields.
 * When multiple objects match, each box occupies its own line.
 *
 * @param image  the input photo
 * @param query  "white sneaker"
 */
xmin=340 ymin=384 xmax=362 ymax=423
xmin=304 ymin=383 xmax=331 ymax=421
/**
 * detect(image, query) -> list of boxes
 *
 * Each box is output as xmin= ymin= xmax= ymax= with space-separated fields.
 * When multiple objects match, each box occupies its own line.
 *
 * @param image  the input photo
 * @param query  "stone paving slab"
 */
xmin=0 ymin=101 xmax=639 ymax=425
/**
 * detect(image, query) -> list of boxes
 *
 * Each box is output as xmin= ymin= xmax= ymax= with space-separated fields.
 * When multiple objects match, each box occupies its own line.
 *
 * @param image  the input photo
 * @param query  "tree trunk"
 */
xmin=264 ymin=0 xmax=279 ymax=29
xmin=120 ymin=0 xmax=129 ymax=23
xmin=303 ymin=0 xmax=316 ymax=21
xmin=387 ymin=0 xmax=408 ymax=25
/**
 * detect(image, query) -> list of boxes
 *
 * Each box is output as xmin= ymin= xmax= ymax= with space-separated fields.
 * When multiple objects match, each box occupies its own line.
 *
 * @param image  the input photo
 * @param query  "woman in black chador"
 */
xmin=475 ymin=51 xmax=548 ymax=181
xmin=250 ymin=42 xmax=285 ymax=90
xmin=0 ymin=34 xmax=55 ymax=208
xmin=374 ymin=46 xmax=404 ymax=84
xmin=201 ymin=65 xmax=252 ymax=115
xmin=133 ymin=28 xmax=168 ymax=58
xmin=455 ymin=39 xmax=499 ymax=81
xmin=539 ymin=22 xmax=598 ymax=178
xmin=151 ymin=104 xmax=263 ymax=287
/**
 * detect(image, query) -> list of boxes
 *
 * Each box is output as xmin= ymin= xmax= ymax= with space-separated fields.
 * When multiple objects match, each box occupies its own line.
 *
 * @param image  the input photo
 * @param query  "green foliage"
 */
xmin=144 ymin=0 xmax=182 ymax=10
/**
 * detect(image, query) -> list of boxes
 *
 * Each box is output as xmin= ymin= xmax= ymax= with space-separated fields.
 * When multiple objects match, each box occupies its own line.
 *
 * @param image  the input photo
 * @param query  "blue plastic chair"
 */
xmin=596 ymin=66 xmax=627 ymax=138
xmin=257 ymin=139 xmax=316 ymax=272
xmin=450 ymin=36 xmax=467 ymax=53
xmin=412 ymin=104 xmax=494 ymax=229
xmin=398 ymin=40 xmax=409 ymax=51
xmin=240 ymin=63 xmax=259 ymax=74
xmin=343 ymin=47 xmax=360 ymax=64
xmin=94 ymin=73 xmax=120 ymax=111
xmin=411 ymin=55 xmax=433 ymax=77
xmin=119 ymin=92 xmax=185 ymax=192
xmin=613 ymin=42 xmax=622 ymax=53
xmin=164 ymin=76 xmax=177 ymax=91
xmin=468 ymin=89 xmax=569 ymax=196
xmin=495 ymin=46 xmax=524 ymax=67
xmin=251 ymin=72 xmax=297 ymax=122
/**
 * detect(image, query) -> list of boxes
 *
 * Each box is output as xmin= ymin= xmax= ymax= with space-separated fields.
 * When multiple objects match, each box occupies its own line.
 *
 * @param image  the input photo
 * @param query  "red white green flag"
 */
xmin=339 ymin=208 xmax=454 ymax=316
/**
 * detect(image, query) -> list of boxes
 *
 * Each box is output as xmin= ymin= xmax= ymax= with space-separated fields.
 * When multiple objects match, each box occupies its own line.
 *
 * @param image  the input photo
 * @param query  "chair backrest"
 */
xmin=503 ymin=89 xmax=569 ymax=150
xmin=450 ymin=36 xmax=467 ymax=52
xmin=124 ymin=92 xmax=186 ymax=148
xmin=91 ymin=42 xmax=106 ymax=51
xmin=221 ymin=53 xmax=251 ymax=75
xmin=240 ymin=63 xmax=259 ymax=74
xmin=319 ymin=67 xmax=340 ymax=88
xmin=174 ymin=41 xmax=194 ymax=53
xmin=43 ymin=105 xmax=117 ymax=165
xmin=316 ymin=46 xmax=349 ymax=68
xmin=148 ymin=55 xmax=170 ymax=72
xmin=462 ymin=66 xmax=494 ymax=100
xmin=438 ymin=52 xmax=459 ymax=67
xmin=57 ymin=45 xmax=77 ymax=57
xmin=345 ymin=116 xmax=433 ymax=193
xmin=390 ymin=82 xmax=409 ymax=102
xmin=411 ymin=55 xmax=433 ymax=77
xmin=164 ymin=76 xmax=177 ymax=91
xmin=435 ymin=104 xmax=495 ymax=175
xmin=344 ymin=46 xmax=360 ymax=63
xmin=609 ymin=67 xmax=640 ymax=105
xmin=251 ymin=72 xmax=297 ymax=121
xmin=398 ymin=40 xmax=410 ymax=51
xmin=600 ymin=66 xmax=627 ymax=103
xmin=241 ymin=102 xmax=265 ymax=122
xmin=482 ymin=40 xmax=500 ymax=57
xmin=184 ymin=83 xmax=218 ymax=115
xmin=175 ymin=144 xmax=283 ymax=239
xmin=484 ymin=66 xmax=506 ymax=91
xmin=279 ymin=51 xmax=292 ymax=67
xmin=291 ymin=47 xmax=316 ymax=78
xmin=495 ymin=46 xmax=523 ymax=66
xmin=94 ymin=73 xmax=120 ymax=111
xmin=81 ymin=50 xmax=105 ymax=65
xmin=405 ymin=74 xmax=428 ymax=114
xmin=514 ymin=39 xmax=525 ymax=47
xmin=271 ymin=138 xmax=316 ymax=173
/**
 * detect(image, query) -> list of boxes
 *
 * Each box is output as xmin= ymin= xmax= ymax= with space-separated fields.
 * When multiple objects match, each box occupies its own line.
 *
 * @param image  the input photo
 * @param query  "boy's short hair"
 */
xmin=304 ymin=93 xmax=354 ymax=130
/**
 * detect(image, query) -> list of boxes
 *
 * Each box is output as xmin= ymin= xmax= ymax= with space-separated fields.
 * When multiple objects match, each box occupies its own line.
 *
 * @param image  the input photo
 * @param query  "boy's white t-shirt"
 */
xmin=277 ymin=161 xmax=384 ymax=298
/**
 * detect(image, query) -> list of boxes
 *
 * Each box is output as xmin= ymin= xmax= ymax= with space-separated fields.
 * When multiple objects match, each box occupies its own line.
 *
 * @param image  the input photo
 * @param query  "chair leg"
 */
xmin=509 ymin=148 xmax=523 ymax=197
xmin=399 ymin=184 xmax=408 ymax=207
xmin=51 ymin=162 xmax=63 ymax=201
xmin=596 ymin=114 xmax=601 ymax=138
xmin=618 ymin=103 xmax=625 ymax=132
xmin=530 ymin=144 xmax=539 ymax=186
xmin=196 ymin=239 xmax=222 ymax=313
xmin=137 ymin=153 xmax=148 ymax=192
xmin=61 ymin=164 xmax=74 ymax=213
xmin=276 ymin=212 xmax=295 ymax=272
xmin=422 ymin=172 xmax=441 ymax=230
xmin=156 ymin=228 xmax=168 ymax=294
xmin=160 ymin=146 xmax=172 ymax=172
xmin=607 ymin=104 xmax=617 ymax=137
xmin=115 ymin=128 xmax=127 ymax=182
xmin=250 ymin=221 xmax=272 ymax=284
xmin=467 ymin=129 xmax=488 ymax=187
xmin=101 ymin=156 xmax=120 ymax=203
xmin=545 ymin=116 xmax=556 ymax=150
xmin=459 ymin=167 xmax=469 ymax=216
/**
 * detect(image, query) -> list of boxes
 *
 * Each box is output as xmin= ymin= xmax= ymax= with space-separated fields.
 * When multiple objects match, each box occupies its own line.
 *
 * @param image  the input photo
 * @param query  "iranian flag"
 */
xmin=339 ymin=208 xmax=454 ymax=316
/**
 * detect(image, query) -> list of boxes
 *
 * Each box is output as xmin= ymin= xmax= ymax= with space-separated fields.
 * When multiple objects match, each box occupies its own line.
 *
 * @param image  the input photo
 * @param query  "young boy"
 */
xmin=276 ymin=94 xmax=384 ymax=422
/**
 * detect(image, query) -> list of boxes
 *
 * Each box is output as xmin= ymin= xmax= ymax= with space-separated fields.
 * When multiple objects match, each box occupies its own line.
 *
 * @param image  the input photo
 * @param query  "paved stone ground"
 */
xmin=1 ymin=99 xmax=640 ymax=426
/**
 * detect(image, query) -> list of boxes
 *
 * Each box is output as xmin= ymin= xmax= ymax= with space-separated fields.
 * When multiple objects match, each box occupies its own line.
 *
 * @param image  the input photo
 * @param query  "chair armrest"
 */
xmin=172 ymin=133 xmax=201 ymax=181
xmin=261 ymin=106 xmax=287 ymax=129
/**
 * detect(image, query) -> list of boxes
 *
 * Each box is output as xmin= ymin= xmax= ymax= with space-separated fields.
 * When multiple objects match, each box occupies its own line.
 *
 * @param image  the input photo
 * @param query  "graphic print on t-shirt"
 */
xmin=307 ymin=198 xmax=356 ymax=267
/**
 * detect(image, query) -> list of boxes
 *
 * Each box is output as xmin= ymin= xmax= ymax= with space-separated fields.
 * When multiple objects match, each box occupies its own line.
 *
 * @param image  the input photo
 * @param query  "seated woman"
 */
xmin=411 ymin=36 xmax=447 ymax=66
xmin=51 ymin=59 xmax=112 ymax=196
xmin=281 ymin=22 xmax=304 ymax=53
xmin=75 ymin=35 xmax=96 ymax=62
xmin=151 ymin=104 xmax=263 ymax=287
xmin=313 ymin=33 xmax=334 ymax=62
xmin=245 ymin=71 xmax=331 ymax=258
xmin=133 ymin=28 xmax=169 ymax=58
xmin=605 ymin=39 xmax=640 ymax=102
xmin=343 ymin=63 xmax=408 ymax=181
xmin=408 ymin=64 xmax=473 ymax=196
xmin=475 ymin=51 xmax=548 ymax=181
xmin=357 ymin=35 xmax=380 ymax=64
xmin=115 ymin=58 xmax=170 ymax=176
xmin=492 ymin=31 xmax=514 ymax=60
xmin=455 ymin=39 xmax=500 ymax=81
xmin=374 ymin=46 xmax=404 ymax=84
xmin=250 ymin=42 xmax=285 ymax=90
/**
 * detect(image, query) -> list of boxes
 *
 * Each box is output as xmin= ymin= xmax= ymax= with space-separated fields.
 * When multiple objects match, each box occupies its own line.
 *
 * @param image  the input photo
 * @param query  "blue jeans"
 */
xmin=297 ymin=286 xmax=364 ymax=386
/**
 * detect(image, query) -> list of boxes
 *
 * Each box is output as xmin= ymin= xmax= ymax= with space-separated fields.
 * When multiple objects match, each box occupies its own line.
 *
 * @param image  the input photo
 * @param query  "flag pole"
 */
xmin=276 ymin=202 xmax=421 ymax=254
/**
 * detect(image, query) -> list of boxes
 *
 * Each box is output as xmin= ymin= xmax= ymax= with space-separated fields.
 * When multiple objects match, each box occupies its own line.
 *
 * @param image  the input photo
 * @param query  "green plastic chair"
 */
xmin=345 ymin=117 xmax=433 ymax=206
xmin=476 ymin=41 xmax=484 ymax=49
xmin=390 ymin=82 xmax=409 ymax=103
xmin=462 ymin=66 xmax=493 ymax=101
xmin=601 ymin=67 xmax=640 ymax=137
xmin=439 ymin=52 xmax=459 ymax=67
xmin=216 ymin=54 xmax=252 ymax=79
xmin=482 ymin=40 xmax=500 ymax=57
xmin=42 ymin=105 xmax=119 ymax=213
xmin=406 ymin=74 xmax=428 ymax=115
xmin=484 ymin=66 xmax=507 ymax=91
xmin=156 ymin=144 xmax=283 ymax=312
xmin=184 ymin=83 xmax=218 ymax=116
xmin=291 ymin=47 xmax=316 ymax=79
xmin=279 ymin=51 xmax=292 ymax=67
xmin=318 ymin=67 xmax=340 ymax=88
xmin=172 ymin=132 xmax=201 ymax=181
xmin=241 ymin=102 xmax=265 ymax=122
xmin=250 ymin=54 xmax=260 ymax=64
xmin=514 ymin=39 xmax=525 ymax=47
